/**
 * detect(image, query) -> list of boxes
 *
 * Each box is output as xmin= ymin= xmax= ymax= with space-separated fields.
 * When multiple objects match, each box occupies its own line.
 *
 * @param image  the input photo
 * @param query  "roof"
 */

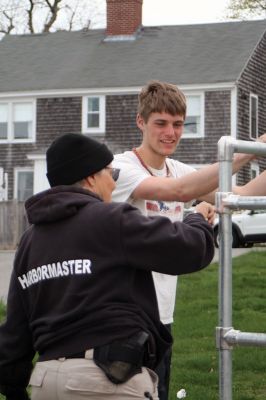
xmin=0 ymin=19 xmax=265 ymax=93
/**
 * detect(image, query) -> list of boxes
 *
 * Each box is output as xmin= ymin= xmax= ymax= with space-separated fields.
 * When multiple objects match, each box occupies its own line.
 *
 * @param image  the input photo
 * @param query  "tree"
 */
xmin=0 ymin=0 xmax=105 ymax=38
xmin=227 ymin=0 xmax=266 ymax=19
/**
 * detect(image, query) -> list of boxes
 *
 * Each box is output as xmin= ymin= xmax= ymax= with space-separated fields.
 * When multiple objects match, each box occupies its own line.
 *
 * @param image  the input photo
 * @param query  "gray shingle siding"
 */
xmin=37 ymin=97 xmax=82 ymax=146
xmin=105 ymin=94 xmax=140 ymax=154
xmin=237 ymin=31 xmax=266 ymax=185
xmin=174 ymin=91 xmax=231 ymax=165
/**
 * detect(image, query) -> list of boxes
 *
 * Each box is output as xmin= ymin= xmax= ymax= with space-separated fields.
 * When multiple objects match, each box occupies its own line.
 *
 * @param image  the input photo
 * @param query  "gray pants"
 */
xmin=30 ymin=349 xmax=159 ymax=399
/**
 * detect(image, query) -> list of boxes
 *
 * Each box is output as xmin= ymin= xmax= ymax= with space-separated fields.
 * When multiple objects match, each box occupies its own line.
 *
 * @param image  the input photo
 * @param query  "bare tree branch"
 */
xmin=227 ymin=0 xmax=266 ymax=19
xmin=0 ymin=0 xmax=104 ymax=38
xmin=26 ymin=0 xmax=35 ymax=33
xmin=43 ymin=0 xmax=63 ymax=32
xmin=0 ymin=9 xmax=15 ymax=34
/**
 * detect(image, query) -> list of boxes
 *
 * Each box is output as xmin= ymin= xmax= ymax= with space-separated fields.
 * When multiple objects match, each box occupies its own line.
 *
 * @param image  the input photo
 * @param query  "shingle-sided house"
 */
xmin=0 ymin=0 xmax=265 ymax=201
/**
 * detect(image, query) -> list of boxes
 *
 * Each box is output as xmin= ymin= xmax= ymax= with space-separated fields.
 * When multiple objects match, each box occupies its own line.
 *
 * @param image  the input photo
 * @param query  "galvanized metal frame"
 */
xmin=216 ymin=136 xmax=266 ymax=400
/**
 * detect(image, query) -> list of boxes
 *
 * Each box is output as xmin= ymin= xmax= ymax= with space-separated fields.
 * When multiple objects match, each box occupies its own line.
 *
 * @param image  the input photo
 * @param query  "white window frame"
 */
xmin=0 ymin=98 xmax=36 ymax=143
xmin=249 ymin=93 xmax=258 ymax=140
xmin=14 ymin=167 xmax=34 ymax=201
xmin=250 ymin=161 xmax=259 ymax=180
xmin=82 ymin=95 xmax=106 ymax=134
xmin=0 ymin=168 xmax=8 ymax=201
xmin=182 ymin=92 xmax=204 ymax=138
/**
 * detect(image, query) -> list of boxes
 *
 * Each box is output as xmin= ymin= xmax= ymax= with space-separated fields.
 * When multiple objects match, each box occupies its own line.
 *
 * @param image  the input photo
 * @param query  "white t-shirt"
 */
xmin=112 ymin=151 xmax=195 ymax=324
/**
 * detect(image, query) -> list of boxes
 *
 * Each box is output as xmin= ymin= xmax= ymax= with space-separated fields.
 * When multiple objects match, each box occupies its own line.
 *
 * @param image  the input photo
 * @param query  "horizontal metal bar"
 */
xmin=218 ymin=137 xmax=266 ymax=161
xmin=224 ymin=329 xmax=266 ymax=347
xmin=233 ymin=140 xmax=266 ymax=157
xmin=222 ymin=194 xmax=266 ymax=210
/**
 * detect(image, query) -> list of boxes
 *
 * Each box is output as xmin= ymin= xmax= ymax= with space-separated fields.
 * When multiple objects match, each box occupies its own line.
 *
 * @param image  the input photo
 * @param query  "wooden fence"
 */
xmin=0 ymin=201 xmax=29 ymax=250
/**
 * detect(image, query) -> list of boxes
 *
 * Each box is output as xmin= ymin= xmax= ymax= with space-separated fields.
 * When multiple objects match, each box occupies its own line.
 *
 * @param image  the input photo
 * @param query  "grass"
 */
xmin=0 ymin=301 xmax=6 ymax=321
xmin=170 ymin=251 xmax=266 ymax=400
xmin=0 ymin=251 xmax=265 ymax=399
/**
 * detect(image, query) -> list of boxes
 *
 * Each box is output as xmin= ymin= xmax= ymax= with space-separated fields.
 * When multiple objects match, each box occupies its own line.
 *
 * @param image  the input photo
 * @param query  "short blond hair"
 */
xmin=137 ymin=80 xmax=186 ymax=122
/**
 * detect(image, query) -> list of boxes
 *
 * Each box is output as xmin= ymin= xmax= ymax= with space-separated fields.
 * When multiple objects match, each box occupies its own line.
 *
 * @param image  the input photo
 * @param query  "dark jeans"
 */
xmin=155 ymin=324 xmax=172 ymax=400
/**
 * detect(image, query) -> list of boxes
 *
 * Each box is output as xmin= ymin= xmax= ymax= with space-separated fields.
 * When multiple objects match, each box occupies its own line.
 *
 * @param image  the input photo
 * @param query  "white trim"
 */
xmin=0 ymin=98 xmax=36 ymax=143
xmin=82 ymin=95 xmax=105 ymax=134
xmin=231 ymin=86 xmax=237 ymax=140
xmin=0 ymin=168 xmax=8 ymax=201
xmin=250 ymin=160 xmax=259 ymax=179
xmin=27 ymin=154 xmax=46 ymax=160
xmin=249 ymin=93 xmax=258 ymax=140
xmin=231 ymin=86 xmax=238 ymax=186
xmin=0 ymin=82 xmax=236 ymax=99
xmin=183 ymin=92 xmax=205 ymax=138
xmin=14 ymin=167 xmax=34 ymax=201
xmin=181 ymin=82 xmax=235 ymax=92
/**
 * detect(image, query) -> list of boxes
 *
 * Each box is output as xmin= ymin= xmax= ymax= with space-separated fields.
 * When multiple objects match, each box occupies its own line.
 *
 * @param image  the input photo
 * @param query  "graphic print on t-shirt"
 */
xmin=146 ymin=200 xmax=182 ymax=222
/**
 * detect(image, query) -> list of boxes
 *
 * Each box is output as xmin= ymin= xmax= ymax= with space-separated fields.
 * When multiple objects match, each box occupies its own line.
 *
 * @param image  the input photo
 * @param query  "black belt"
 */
xmin=64 ymin=349 xmax=94 ymax=360
xmin=39 ymin=349 xmax=94 ymax=362
xmin=65 ymin=351 xmax=85 ymax=359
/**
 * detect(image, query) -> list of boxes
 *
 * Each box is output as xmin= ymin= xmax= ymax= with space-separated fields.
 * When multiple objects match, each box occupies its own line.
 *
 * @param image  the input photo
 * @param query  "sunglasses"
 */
xmin=105 ymin=167 xmax=120 ymax=182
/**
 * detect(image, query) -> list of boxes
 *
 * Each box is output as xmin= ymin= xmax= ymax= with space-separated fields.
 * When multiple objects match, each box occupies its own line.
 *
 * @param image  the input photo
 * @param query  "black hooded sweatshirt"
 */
xmin=0 ymin=186 xmax=214 ymax=392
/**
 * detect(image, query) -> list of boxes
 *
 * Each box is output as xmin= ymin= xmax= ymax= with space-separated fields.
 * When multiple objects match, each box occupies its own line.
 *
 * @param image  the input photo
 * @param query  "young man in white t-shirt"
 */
xmin=112 ymin=80 xmax=264 ymax=400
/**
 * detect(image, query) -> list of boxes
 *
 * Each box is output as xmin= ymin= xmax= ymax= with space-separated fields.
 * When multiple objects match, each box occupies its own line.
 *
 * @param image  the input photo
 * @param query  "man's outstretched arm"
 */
xmin=133 ymin=146 xmax=265 ymax=204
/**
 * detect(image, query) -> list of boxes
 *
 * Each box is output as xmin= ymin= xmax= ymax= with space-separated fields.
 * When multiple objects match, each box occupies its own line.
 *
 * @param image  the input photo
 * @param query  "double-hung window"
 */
xmin=0 ymin=99 xmax=36 ymax=143
xmin=183 ymin=93 xmax=204 ymax=138
xmin=250 ymin=94 xmax=258 ymax=140
xmin=82 ymin=95 xmax=105 ymax=134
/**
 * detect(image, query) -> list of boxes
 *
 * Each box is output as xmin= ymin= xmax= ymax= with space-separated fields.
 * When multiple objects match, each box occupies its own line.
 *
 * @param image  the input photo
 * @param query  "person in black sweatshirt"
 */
xmin=0 ymin=133 xmax=215 ymax=400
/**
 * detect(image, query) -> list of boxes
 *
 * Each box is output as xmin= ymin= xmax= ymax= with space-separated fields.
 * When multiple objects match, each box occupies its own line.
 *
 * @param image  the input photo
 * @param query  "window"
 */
xmin=14 ymin=169 xmax=34 ymax=201
xmin=82 ymin=95 xmax=105 ymax=134
xmin=183 ymin=93 xmax=204 ymax=138
xmin=0 ymin=99 xmax=36 ymax=143
xmin=250 ymin=94 xmax=258 ymax=140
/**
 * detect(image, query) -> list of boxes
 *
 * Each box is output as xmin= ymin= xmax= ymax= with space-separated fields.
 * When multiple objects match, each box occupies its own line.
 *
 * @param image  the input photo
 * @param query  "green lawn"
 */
xmin=0 ymin=251 xmax=265 ymax=400
xmin=170 ymin=251 xmax=266 ymax=400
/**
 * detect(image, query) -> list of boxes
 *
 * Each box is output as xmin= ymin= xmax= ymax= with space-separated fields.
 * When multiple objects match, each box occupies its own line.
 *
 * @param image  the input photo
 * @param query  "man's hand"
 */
xmin=195 ymin=201 xmax=216 ymax=225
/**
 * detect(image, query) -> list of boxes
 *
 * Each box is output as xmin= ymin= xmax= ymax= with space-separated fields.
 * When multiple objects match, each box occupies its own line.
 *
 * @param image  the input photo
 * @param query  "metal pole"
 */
xmin=216 ymin=136 xmax=266 ymax=400
xmin=217 ymin=136 xmax=234 ymax=400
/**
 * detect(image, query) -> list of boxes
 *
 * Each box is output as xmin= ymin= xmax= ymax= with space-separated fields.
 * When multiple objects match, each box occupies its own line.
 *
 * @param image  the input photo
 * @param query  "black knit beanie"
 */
xmin=46 ymin=133 xmax=113 ymax=187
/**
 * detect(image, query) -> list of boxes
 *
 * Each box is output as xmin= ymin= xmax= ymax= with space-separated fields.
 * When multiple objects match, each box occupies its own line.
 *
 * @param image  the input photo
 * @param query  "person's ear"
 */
xmin=136 ymin=114 xmax=145 ymax=131
xmin=84 ymin=174 xmax=97 ymax=190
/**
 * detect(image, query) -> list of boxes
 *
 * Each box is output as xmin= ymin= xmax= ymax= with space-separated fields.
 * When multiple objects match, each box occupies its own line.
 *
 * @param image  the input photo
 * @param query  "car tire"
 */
xmin=214 ymin=226 xmax=220 ymax=248
xmin=232 ymin=229 xmax=240 ymax=248
xmin=214 ymin=227 xmax=240 ymax=248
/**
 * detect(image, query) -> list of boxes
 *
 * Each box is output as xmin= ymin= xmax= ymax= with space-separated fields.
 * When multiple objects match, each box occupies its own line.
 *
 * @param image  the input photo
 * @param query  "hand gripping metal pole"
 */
xmin=216 ymin=136 xmax=266 ymax=400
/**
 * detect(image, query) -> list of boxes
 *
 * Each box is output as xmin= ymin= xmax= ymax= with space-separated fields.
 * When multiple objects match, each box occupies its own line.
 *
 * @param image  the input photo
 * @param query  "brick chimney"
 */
xmin=106 ymin=0 xmax=143 ymax=37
